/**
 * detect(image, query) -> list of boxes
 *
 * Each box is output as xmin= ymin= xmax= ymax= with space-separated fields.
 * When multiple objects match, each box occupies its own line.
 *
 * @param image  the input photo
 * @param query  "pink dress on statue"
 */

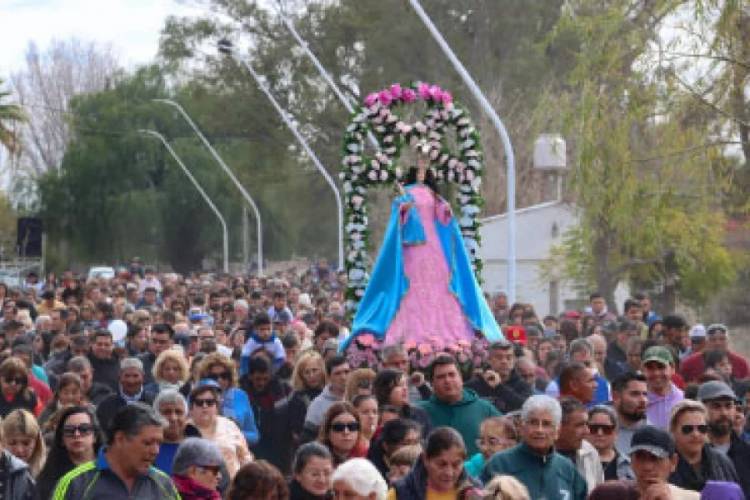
xmin=385 ymin=184 xmax=475 ymax=348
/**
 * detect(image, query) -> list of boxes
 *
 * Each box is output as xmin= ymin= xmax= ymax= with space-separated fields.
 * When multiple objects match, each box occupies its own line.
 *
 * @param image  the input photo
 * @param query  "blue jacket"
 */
xmin=481 ymin=443 xmax=588 ymax=500
xmin=222 ymin=387 xmax=259 ymax=445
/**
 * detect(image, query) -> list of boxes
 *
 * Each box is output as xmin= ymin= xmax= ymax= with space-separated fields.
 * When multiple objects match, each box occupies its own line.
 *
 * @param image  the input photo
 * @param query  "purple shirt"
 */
xmin=647 ymin=384 xmax=684 ymax=429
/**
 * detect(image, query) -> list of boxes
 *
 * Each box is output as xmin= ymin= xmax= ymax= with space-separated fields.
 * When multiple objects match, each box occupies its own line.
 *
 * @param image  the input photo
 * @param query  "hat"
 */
xmin=689 ymin=324 xmax=706 ymax=339
xmin=642 ymin=346 xmax=674 ymax=367
xmin=630 ymin=425 xmax=675 ymax=458
xmin=504 ymin=325 xmax=527 ymax=346
xmin=563 ymin=310 xmax=582 ymax=319
xmin=697 ymin=380 xmax=736 ymax=402
xmin=190 ymin=378 xmax=222 ymax=400
xmin=706 ymin=323 xmax=729 ymax=336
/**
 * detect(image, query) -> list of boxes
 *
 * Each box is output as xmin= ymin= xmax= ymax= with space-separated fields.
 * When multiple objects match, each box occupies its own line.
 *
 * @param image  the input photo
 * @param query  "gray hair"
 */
xmin=380 ymin=343 xmax=406 ymax=361
xmin=106 ymin=402 xmax=166 ymax=445
xmin=172 ymin=438 xmax=223 ymax=474
xmin=331 ymin=458 xmax=387 ymax=500
xmin=153 ymin=389 xmax=188 ymax=414
xmin=67 ymin=355 xmax=92 ymax=372
xmin=292 ymin=442 xmax=332 ymax=474
xmin=569 ymin=338 xmax=593 ymax=356
xmin=589 ymin=404 xmax=617 ymax=426
xmin=521 ymin=395 xmax=562 ymax=427
xmin=120 ymin=357 xmax=144 ymax=373
xmin=233 ymin=299 xmax=249 ymax=311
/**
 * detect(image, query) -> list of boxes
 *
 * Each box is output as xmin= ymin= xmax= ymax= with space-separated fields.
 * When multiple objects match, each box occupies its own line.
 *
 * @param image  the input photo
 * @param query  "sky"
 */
xmin=0 ymin=0 xmax=208 ymax=74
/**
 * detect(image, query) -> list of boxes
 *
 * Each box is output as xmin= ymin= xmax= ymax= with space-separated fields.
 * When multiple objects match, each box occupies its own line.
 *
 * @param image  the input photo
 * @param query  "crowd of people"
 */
xmin=0 ymin=260 xmax=747 ymax=499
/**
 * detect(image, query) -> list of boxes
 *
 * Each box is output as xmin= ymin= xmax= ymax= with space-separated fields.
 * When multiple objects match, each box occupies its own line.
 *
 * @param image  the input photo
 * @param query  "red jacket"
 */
xmin=680 ymin=351 xmax=749 ymax=383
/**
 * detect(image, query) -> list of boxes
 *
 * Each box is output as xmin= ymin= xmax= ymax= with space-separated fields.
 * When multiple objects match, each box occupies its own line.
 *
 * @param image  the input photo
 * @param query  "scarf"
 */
xmin=172 ymin=474 xmax=221 ymax=500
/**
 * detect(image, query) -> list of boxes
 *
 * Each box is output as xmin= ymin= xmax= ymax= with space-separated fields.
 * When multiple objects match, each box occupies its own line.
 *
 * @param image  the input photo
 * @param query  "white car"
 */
xmin=87 ymin=266 xmax=115 ymax=280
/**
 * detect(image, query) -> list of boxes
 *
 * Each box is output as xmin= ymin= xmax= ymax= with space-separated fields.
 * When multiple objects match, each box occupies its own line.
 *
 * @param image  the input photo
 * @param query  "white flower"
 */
xmin=465 ymin=169 xmax=475 ymax=181
xmin=430 ymin=148 xmax=439 ymax=160
xmin=347 ymin=143 xmax=360 ymax=153
xmin=394 ymin=166 xmax=403 ymax=178
xmin=352 ymin=195 xmax=364 ymax=208
xmin=349 ymin=268 xmax=365 ymax=281
xmin=379 ymin=170 xmax=389 ymax=181
xmin=343 ymin=181 xmax=353 ymax=194
xmin=448 ymin=158 xmax=458 ymax=169
xmin=439 ymin=154 xmax=449 ymax=165
xmin=368 ymin=170 xmax=378 ymax=181
xmin=467 ymin=159 xmax=481 ymax=169
xmin=457 ymin=117 xmax=470 ymax=127
xmin=415 ymin=121 xmax=427 ymax=133
xmin=471 ymin=177 xmax=482 ymax=191
xmin=355 ymin=288 xmax=365 ymax=298
xmin=370 ymin=159 xmax=380 ymax=169
xmin=461 ymin=139 xmax=475 ymax=149
xmin=447 ymin=170 xmax=455 ymax=182
xmin=353 ymin=240 xmax=365 ymax=250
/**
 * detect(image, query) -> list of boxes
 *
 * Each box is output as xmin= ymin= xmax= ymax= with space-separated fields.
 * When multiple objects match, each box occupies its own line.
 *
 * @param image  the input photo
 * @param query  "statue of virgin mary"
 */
xmin=340 ymin=143 xmax=503 ymax=352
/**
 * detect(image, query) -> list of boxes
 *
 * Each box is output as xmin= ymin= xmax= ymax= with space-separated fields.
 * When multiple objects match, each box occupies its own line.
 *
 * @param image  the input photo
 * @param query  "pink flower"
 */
xmin=402 ymin=88 xmax=417 ymax=103
xmin=358 ymin=333 xmax=375 ymax=347
xmin=429 ymin=85 xmax=442 ymax=101
xmin=417 ymin=82 xmax=431 ymax=100
xmin=440 ymin=90 xmax=453 ymax=105
xmin=364 ymin=92 xmax=378 ymax=107
xmin=389 ymin=83 xmax=403 ymax=100
xmin=378 ymin=90 xmax=392 ymax=106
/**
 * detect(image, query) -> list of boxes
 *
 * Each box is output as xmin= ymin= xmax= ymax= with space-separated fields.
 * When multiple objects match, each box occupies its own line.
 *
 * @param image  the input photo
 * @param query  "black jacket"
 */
xmin=669 ymin=444 xmax=739 ymax=491
xmin=392 ymin=457 xmax=480 ymax=500
xmin=465 ymin=369 xmax=533 ymax=413
xmin=1 ymin=450 xmax=35 ymax=500
xmin=727 ymin=432 xmax=750 ymax=498
xmin=95 ymin=389 xmax=155 ymax=429
xmin=88 ymin=353 xmax=120 ymax=392
xmin=138 ymin=351 xmax=157 ymax=385
xmin=288 ymin=479 xmax=331 ymax=500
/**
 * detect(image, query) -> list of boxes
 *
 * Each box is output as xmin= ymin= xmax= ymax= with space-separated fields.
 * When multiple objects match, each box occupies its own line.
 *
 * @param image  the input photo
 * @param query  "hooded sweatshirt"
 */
xmin=417 ymin=388 xmax=500 ymax=456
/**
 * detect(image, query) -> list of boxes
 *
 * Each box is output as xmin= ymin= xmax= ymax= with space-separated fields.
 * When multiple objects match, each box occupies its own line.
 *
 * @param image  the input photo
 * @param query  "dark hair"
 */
xmin=227 ymin=461 xmax=288 ymax=500
xmin=589 ymin=292 xmax=604 ymax=301
xmin=253 ymin=312 xmax=271 ymax=328
xmin=611 ymin=371 xmax=647 ymax=393
xmin=35 ymin=406 xmax=104 ymax=500
xmin=314 ymin=320 xmax=339 ymax=339
xmin=292 ymin=442 xmax=332 ymax=475
xmin=489 ymin=341 xmax=514 ymax=353
xmin=248 ymin=355 xmax=271 ymax=375
xmin=704 ymin=350 xmax=729 ymax=370
xmin=429 ymin=354 xmax=460 ymax=381
xmin=92 ymin=329 xmax=113 ymax=341
xmin=318 ymin=402 xmax=359 ymax=443
xmin=559 ymin=396 xmax=586 ymax=421
xmin=325 ymin=355 xmax=348 ymax=376
xmin=559 ymin=362 xmax=587 ymax=393
xmin=281 ymin=332 xmax=299 ymax=349
xmin=623 ymin=298 xmax=641 ymax=313
xmin=372 ymin=368 xmax=404 ymax=408
xmin=273 ymin=291 xmax=285 ymax=300
xmin=424 ymin=427 xmax=465 ymax=459
xmin=106 ymin=402 xmax=164 ymax=445
xmin=405 ymin=165 xmax=439 ymax=192
xmin=151 ymin=323 xmax=174 ymax=339
xmin=380 ymin=418 xmax=422 ymax=450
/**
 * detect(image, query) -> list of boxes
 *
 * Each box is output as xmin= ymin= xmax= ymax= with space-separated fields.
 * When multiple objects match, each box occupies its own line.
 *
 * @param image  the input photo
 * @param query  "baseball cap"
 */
xmin=630 ymin=425 xmax=675 ymax=458
xmin=689 ymin=324 xmax=706 ymax=339
xmin=697 ymin=380 xmax=736 ymax=402
xmin=706 ymin=323 xmax=729 ymax=336
xmin=190 ymin=378 xmax=222 ymax=400
xmin=504 ymin=325 xmax=527 ymax=346
xmin=642 ymin=346 xmax=674 ymax=367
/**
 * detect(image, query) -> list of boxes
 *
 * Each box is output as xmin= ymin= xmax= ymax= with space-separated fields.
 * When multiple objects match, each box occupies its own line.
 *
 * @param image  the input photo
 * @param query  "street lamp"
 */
xmin=152 ymin=98 xmax=263 ymax=276
xmin=139 ymin=129 xmax=229 ymax=273
xmin=408 ymin=0 xmax=518 ymax=303
xmin=218 ymin=38 xmax=344 ymax=270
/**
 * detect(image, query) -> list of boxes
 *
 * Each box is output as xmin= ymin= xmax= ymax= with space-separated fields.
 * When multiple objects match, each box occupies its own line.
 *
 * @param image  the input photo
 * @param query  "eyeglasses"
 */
xmin=475 ymin=437 xmax=515 ymax=448
xmin=208 ymin=372 xmax=231 ymax=381
xmin=588 ymin=424 xmax=616 ymax=435
xmin=330 ymin=421 xmax=359 ymax=433
xmin=63 ymin=424 xmax=95 ymax=437
xmin=680 ymin=424 xmax=708 ymax=435
xmin=193 ymin=398 xmax=217 ymax=408
xmin=3 ymin=376 xmax=26 ymax=386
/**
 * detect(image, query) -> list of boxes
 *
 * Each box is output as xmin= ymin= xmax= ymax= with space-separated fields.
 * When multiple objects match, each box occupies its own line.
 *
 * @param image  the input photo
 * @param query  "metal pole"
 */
xmin=139 ymin=129 xmax=229 ymax=273
xmin=408 ymin=0 xmax=517 ymax=303
xmin=272 ymin=1 xmax=380 ymax=151
xmin=218 ymin=40 xmax=345 ymax=271
xmin=153 ymin=98 xmax=263 ymax=275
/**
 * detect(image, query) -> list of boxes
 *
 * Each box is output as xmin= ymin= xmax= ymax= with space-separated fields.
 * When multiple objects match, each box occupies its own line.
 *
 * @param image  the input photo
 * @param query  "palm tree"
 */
xmin=0 ymin=78 xmax=25 ymax=153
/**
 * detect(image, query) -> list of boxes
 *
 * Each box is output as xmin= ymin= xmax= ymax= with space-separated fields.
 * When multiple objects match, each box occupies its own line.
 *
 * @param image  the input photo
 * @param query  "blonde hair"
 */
xmin=484 ymin=475 xmax=530 ymax=500
xmin=669 ymin=399 xmax=707 ymax=431
xmin=388 ymin=444 xmax=422 ymax=467
xmin=291 ymin=351 xmax=325 ymax=391
xmin=1 ymin=409 xmax=46 ymax=476
xmin=152 ymin=349 xmax=190 ymax=384
xmin=198 ymin=352 xmax=238 ymax=387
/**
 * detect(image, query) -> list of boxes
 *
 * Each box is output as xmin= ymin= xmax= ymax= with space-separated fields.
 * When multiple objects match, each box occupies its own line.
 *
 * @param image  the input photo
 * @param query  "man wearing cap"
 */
xmin=466 ymin=340 xmax=533 ymax=413
xmin=589 ymin=425 xmax=699 ymax=499
xmin=643 ymin=346 xmax=683 ymax=429
xmin=687 ymin=324 xmax=707 ymax=356
xmin=680 ymin=324 xmax=750 ymax=383
xmin=698 ymin=380 xmax=750 ymax=497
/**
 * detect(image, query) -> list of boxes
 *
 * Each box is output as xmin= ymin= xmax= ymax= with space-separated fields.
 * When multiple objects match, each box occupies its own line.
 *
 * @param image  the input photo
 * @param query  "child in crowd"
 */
xmin=464 ymin=416 xmax=518 ymax=479
xmin=386 ymin=444 xmax=422 ymax=484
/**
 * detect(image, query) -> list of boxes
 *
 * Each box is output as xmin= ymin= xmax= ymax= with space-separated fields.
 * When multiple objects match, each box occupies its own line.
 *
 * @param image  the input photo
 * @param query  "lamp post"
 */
xmin=408 ymin=0 xmax=517 ymax=303
xmin=218 ymin=38 xmax=344 ymax=270
xmin=139 ymin=129 xmax=229 ymax=273
xmin=152 ymin=98 xmax=263 ymax=275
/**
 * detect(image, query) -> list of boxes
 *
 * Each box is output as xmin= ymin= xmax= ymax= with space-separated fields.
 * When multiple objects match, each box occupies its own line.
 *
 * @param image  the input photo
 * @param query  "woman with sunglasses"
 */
xmin=668 ymin=399 xmax=739 ymax=491
xmin=0 ymin=357 xmax=38 ymax=417
xmin=198 ymin=353 xmax=258 ymax=446
xmin=171 ymin=437 xmax=224 ymax=500
xmin=189 ymin=380 xmax=252 ymax=478
xmin=318 ymin=402 xmax=365 ymax=467
xmin=35 ymin=405 xmax=104 ymax=499
xmin=586 ymin=405 xmax=631 ymax=480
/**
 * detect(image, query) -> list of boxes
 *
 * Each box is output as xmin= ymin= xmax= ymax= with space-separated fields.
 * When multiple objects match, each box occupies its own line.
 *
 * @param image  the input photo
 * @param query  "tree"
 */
xmin=0 ymin=78 xmax=25 ymax=154
xmin=548 ymin=1 xmax=735 ymax=310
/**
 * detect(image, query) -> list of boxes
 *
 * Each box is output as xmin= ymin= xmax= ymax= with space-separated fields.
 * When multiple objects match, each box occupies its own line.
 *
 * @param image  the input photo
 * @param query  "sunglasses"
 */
xmin=63 ymin=424 xmax=95 ymax=437
xmin=680 ymin=424 xmax=708 ymax=435
xmin=208 ymin=372 xmax=231 ymax=381
xmin=330 ymin=422 xmax=359 ymax=433
xmin=197 ymin=465 xmax=221 ymax=475
xmin=193 ymin=398 xmax=217 ymax=408
xmin=588 ymin=424 xmax=615 ymax=435
xmin=3 ymin=376 xmax=26 ymax=386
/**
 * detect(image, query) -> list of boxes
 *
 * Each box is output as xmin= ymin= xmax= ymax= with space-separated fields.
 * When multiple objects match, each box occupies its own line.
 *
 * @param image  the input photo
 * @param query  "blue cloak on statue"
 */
xmin=340 ymin=185 xmax=503 ymax=352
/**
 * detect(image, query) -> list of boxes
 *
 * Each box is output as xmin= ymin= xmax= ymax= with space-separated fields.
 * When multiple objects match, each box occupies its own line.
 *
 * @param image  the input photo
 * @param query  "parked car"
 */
xmin=87 ymin=266 xmax=115 ymax=280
